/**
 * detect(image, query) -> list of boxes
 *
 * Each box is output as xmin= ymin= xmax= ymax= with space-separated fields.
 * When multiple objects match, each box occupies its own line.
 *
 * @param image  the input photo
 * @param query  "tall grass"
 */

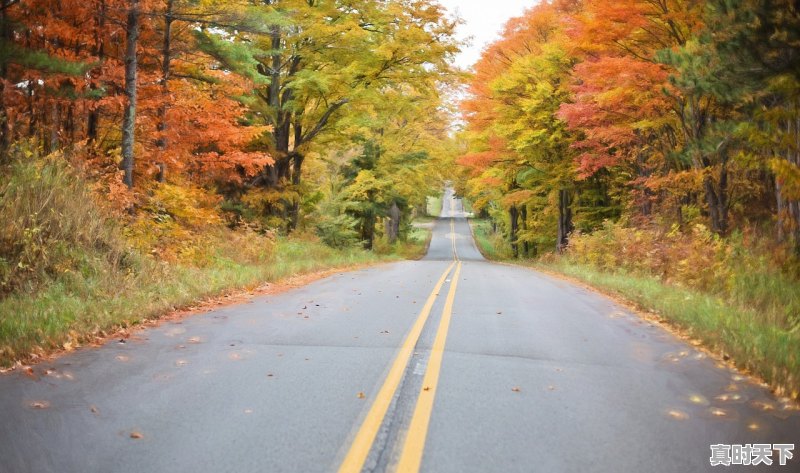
xmin=469 ymin=218 xmax=512 ymax=259
xmin=562 ymin=221 xmax=800 ymax=331
xmin=0 ymin=146 xmax=135 ymax=296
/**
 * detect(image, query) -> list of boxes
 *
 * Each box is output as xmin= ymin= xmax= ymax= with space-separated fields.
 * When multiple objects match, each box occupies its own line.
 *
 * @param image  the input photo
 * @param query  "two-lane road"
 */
xmin=1 ymin=189 xmax=798 ymax=472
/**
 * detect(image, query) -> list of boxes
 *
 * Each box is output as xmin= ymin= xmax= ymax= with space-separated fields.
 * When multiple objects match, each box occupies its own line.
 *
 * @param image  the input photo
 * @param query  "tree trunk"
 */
xmin=120 ymin=0 xmax=140 ymax=188
xmin=48 ymin=100 xmax=59 ymax=152
xmin=362 ymin=211 xmax=375 ymax=250
xmin=155 ymin=0 xmax=174 ymax=181
xmin=509 ymin=205 xmax=519 ymax=258
xmin=386 ymin=201 xmax=400 ymax=244
xmin=519 ymin=205 xmax=529 ymax=257
xmin=87 ymin=0 xmax=106 ymax=143
xmin=703 ymin=153 xmax=729 ymax=235
xmin=557 ymin=189 xmax=573 ymax=252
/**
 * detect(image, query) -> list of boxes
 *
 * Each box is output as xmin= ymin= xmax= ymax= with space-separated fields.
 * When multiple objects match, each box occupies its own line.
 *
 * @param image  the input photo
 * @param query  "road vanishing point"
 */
xmin=1 ymin=189 xmax=798 ymax=473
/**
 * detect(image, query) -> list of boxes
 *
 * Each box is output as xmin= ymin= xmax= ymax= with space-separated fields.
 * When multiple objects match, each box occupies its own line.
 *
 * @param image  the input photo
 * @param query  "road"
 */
xmin=0 ymin=189 xmax=798 ymax=473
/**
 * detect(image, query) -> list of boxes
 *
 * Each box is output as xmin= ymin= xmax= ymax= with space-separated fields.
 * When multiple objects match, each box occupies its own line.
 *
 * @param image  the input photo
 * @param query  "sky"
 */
xmin=437 ymin=0 xmax=535 ymax=69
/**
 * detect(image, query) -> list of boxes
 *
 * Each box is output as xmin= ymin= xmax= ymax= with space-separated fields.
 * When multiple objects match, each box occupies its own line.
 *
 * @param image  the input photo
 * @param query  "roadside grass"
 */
xmin=469 ymin=219 xmax=800 ymax=399
xmin=538 ymin=261 xmax=799 ymax=399
xmin=373 ymin=224 xmax=432 ymax=261
xmin=469 ymin=218 xmax=513 ymax=260
xmin=0 ymin=236 xmax=388 ymax=366
xmin=426 ymin=194 xmax=442 ymax=217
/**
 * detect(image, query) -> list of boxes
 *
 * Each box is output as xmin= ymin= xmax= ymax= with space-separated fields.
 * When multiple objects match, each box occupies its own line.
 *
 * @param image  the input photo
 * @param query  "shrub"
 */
xmin=0 ymin=144 xmax=133 ymax=295
xmin=564 ymin=221 xmax=800 ymax=330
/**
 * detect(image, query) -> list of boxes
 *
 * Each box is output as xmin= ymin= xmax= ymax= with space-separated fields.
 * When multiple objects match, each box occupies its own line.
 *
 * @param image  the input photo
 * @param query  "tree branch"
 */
xmin=299 ymin=98 xmax=348 ymax=145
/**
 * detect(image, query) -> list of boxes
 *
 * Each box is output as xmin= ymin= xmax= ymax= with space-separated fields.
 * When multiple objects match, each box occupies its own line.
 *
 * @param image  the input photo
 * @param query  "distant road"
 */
xmin=1 ymin=188 xmax=797 ymax=472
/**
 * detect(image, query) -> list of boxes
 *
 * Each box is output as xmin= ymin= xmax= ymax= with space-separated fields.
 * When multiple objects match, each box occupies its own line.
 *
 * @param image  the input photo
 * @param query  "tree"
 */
xmin=200 ymin=0 xmax=458 ymax=230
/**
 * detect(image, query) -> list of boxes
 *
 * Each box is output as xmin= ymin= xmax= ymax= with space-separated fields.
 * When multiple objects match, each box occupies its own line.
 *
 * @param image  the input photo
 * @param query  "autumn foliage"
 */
xmin=458 ymin=0 xmax=800 ymax=268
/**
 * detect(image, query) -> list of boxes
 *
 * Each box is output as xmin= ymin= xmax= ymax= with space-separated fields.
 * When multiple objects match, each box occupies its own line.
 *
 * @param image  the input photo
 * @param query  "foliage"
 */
xmin=563 ymin=220 xmax=800 ymax=330
xmin=458 ymin=0 xmax=800 ymax=257
xmin=0 ymin=144 xmax=132 ymax=295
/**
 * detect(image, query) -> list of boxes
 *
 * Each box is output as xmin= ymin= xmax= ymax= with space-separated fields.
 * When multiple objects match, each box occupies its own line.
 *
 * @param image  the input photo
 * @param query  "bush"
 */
xmin=563 ymin=221 xmax=800 ymax=330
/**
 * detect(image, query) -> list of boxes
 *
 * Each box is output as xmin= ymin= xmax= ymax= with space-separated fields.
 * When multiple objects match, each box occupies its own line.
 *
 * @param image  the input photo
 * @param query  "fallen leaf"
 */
xmin=90 ymin=405 xmax=99 ymax=414
xmin=511 ymin=386 xmax=521 ymax=392
xmin=423 ymin=386 xmax=431 ymax=391
xmin=130 ymin=431 xmax=143 ymax=439
xmin=357 ymin=392 xmax=365 ymax=399
xmin=28 ymin=400 xmax=50 ymax=409
xmin=666 ymin=409 xmax=688 ymax=420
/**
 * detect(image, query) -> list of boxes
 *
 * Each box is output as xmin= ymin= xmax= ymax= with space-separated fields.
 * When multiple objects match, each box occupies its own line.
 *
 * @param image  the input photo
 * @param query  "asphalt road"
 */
xmin=1 ymin=189 xmax=798 ymax=473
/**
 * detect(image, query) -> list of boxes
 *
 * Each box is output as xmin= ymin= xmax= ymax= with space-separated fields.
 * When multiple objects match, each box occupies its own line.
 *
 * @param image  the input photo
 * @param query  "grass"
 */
xmin=469 ymin=218 xmax=512 ymax=260
xmin=426 ymin=194 xmax=442 ymax=217
xmin=0 ymin=236 xmax=390 ymax=366
xmin=469 ymin=218 xmax=800 ymax=399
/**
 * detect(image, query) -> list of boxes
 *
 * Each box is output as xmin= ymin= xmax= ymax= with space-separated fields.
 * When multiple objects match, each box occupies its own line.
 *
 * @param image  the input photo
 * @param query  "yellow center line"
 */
xmin=395 ymin=261 xmax=463 ymax=473
xmin=337 ymin=260 xmax=456 ymax=473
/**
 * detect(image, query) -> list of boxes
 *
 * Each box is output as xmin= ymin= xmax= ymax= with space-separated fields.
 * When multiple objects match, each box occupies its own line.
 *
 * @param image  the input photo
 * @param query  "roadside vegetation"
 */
xmin=0 ymin=1 xmax=456 ymax=365
xmin=0 ymin=149 xmax=435 ymax=366
xmin=457 ymin=1 xmax=800 ymax=399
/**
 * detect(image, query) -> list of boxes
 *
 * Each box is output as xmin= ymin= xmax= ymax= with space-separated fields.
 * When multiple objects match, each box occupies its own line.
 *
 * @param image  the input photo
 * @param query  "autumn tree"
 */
xmin=200 ymin=0 xmax=458 ymax=230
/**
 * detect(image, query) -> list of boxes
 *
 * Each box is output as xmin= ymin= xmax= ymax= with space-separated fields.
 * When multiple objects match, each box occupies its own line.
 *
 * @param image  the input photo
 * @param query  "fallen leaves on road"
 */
xmin=688 ymin=394 xmax=709 ymax=406
xmin=22 ymin=366 xmax=37 ymax=379
xmin=357 ymin=392 xmax=365 ymax=399
xmin=28 ymin=400 xmax=50 ymax=409
xmin=130 ymin=431 xmax=143 ymax=439
xmin=511 ymin=386 xmax=521 ymax=392
xmin=666 ymin=409 xmax=688 ymax=420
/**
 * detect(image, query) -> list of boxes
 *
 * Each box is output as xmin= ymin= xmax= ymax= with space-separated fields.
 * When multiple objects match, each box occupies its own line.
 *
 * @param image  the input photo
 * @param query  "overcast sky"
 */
xmin=437 ymin=0 xmax=536 ymax=69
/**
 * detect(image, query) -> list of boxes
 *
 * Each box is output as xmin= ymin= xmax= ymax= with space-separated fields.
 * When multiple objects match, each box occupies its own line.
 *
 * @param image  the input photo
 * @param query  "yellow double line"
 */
xmin=338 ymin=218 xmax=461 ymax=473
